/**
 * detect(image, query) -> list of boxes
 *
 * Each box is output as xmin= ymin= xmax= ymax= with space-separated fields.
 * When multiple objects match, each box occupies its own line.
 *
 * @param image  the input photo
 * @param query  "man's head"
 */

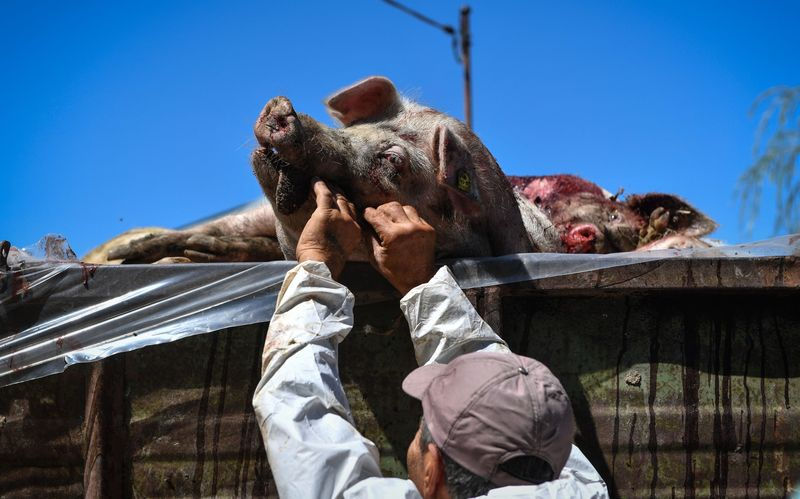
xmin=403 ymin=352 xmax=575 ymax=498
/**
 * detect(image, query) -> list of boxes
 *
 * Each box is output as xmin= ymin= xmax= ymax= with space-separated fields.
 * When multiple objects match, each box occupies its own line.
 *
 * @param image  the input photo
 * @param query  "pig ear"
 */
xmin=325 ymin=76 xmax=402 ymax=126
xmin=433 ymin=125 xmax=481 ymax=216
xmin=626 ymin=193 xmax=718 ymax=237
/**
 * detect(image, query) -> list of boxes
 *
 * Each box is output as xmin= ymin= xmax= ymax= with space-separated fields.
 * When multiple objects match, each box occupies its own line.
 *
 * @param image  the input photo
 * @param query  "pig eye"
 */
xmin=380 ymin=146 xmax=406 ymax=168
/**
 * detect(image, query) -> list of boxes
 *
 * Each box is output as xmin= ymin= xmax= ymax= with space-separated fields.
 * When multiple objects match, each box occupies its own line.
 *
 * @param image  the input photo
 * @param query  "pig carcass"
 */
xmin=508 ymin=174 xmax=717 ymax=253
xmin=105 ymin=76 xmax=715 ymax=263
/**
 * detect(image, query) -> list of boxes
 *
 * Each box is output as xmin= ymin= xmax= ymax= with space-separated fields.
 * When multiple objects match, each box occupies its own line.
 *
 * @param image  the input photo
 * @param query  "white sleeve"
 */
xmin=400 ymin=266 xmax=510 ymax=365
xmin=343 ymin=477 xmax=422 ymax=498
xmin=480 ymin=446 xmax=609 ymax=498
xmin=541 ymin=445 xmax=609 ymax=498
xmin=252 ymin=261 xmax=383 ymax=499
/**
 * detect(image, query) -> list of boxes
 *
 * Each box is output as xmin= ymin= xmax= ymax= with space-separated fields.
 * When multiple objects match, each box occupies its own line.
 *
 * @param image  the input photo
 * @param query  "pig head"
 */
xmin=509 ymin=174 xmax=717 ymax=253
xmin=251 ymin=76 xmax=542 ymax=259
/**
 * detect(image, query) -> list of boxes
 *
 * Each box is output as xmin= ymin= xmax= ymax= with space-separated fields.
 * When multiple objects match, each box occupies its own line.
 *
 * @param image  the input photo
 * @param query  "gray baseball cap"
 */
xmin=402 ymin=351 xmax=575 ymax=487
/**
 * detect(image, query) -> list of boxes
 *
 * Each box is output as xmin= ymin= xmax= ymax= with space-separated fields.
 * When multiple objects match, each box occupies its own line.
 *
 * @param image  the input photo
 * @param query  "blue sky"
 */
xmin=3 ymin=1 xmax=799 ymax=256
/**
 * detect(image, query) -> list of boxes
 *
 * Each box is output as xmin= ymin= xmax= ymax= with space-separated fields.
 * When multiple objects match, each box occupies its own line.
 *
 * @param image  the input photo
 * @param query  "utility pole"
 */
xmin=460 ymin=6 xmax=472 ymax=129
xmin=382 ymin=1 xmax=473 ymax=129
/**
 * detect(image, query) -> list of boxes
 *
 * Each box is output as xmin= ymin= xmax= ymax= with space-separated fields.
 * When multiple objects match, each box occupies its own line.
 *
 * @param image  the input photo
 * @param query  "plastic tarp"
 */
xmin=1 ymin=234 xmax=798 ymax=387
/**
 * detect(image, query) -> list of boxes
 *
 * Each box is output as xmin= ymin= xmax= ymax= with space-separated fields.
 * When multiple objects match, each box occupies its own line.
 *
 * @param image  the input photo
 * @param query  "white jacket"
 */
xmin=252 ymin=261 xmax=608 ymax=498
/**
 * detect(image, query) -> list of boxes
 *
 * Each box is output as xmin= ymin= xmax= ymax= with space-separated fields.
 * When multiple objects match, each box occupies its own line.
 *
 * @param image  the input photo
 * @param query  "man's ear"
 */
xmin=325 ymin=76 xmax=402 ymax=126
xmin=423 ymin=443 xmax=446 ymax=499
xmin=626 ymin=193 xmax=718 ymax=237
xmin=433 ymin=125 xmax=481 ymax=217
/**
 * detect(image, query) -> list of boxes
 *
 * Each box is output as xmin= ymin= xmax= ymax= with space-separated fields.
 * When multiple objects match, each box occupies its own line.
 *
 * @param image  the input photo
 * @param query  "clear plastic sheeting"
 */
xmin=1 ymin=256 xmax=294 ymax=387
xmin=1 ymin=234 xmax=798 ymax=387
xmin=447 ymin=234 xmax=800 ymax=290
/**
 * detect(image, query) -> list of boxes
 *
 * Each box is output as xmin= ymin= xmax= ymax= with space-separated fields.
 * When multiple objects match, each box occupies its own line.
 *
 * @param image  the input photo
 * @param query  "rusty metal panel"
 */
xmin=0 ymin=363 xmax=86 ymax=497
xmin=501 ymin=293 xmax=799 ymax=498
xmin=1 ymin=261 xmax=798 ymax=497
xmin=122 ymin=312 xmax=419 ymax=498
xmin=124 ymin=325 xmax=275 ymax=497
xmin=0 ymin=316 xmax=417 ymax=498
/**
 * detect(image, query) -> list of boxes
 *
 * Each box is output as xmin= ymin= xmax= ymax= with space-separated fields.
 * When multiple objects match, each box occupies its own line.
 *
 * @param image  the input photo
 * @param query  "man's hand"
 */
xmin=296 ymin=179 xmax=362 ymax=279
xmin=363 ymin=202 xmax=436 ymax=295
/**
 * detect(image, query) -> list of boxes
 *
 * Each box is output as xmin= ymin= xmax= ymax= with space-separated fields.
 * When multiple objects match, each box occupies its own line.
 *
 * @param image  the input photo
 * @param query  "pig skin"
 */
xmin=103 ymin=78 xmax=716 ymax=263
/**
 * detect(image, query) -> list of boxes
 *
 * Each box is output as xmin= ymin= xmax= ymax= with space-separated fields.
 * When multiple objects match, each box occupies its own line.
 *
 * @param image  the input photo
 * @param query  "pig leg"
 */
xmin=106 ymin=204 xmax=282 ymax=263
xmin=107 ymin=233 xmax=283 ymax=263
xmin=636 ymin=234 xmax=712 ymax=251
xmin=190 ymin=203 xmax=277 ymax=238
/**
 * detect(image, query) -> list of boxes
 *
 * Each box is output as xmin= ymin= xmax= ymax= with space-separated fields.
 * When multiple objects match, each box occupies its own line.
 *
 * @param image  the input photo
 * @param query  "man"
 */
xmin=252 ymin=179 xmax=608 ymax=498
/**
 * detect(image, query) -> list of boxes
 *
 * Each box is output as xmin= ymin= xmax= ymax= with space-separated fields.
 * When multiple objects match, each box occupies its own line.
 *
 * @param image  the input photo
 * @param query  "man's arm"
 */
xmin=253 ymin=260 xmax=389 ymax=499
xmin=252 ymin=180 xmax=419 ymax=499
xmin=363 ymin=203 xmax=509 ymax=366
xmin=400 ymin=266 xmax=510 ymax=365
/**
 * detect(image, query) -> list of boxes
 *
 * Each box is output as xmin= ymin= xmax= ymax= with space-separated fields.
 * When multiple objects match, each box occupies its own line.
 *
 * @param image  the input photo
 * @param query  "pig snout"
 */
xmin=253 ymin=97 xmax=311 ymax=216
xmin=562 ymin=223 xmax=604 ymax=253
xmin=254 ymin=96 xmax=304 ymax=162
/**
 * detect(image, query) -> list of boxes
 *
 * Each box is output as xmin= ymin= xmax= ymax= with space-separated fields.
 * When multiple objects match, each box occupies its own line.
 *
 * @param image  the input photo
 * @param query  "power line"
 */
xmin=381 ymin=1 xmax=473 ymax=128
xmin=381 ymin=0 xmax=462 ymax=64
xmin=382 ymin=0 xmax=455 ymax=34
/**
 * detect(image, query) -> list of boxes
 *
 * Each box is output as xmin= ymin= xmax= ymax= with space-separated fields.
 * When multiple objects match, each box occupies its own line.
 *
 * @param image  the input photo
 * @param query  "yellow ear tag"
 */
xmin=457 ymin=170 xmax=471 ymax=192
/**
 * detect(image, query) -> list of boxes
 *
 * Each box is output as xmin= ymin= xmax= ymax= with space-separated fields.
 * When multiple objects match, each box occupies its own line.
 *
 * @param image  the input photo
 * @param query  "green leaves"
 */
xmin=739 ymin=85 xmax=800 ymax=235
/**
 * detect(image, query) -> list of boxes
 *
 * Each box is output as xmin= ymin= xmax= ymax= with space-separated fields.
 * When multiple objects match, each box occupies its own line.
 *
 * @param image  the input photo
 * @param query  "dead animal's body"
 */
xmin=508 ymin=174 xmax=716 ymax=253
xmin=105 ymin=77 xmax=715 ymax=264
